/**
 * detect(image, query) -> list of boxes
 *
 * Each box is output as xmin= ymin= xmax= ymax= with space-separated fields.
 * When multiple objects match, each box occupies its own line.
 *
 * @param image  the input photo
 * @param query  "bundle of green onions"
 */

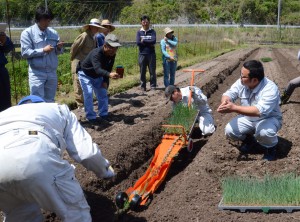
xmin=222 ymin=173 xmax=300 ymax=206
xmin=164 ymin=103 xmax=198 ymax=135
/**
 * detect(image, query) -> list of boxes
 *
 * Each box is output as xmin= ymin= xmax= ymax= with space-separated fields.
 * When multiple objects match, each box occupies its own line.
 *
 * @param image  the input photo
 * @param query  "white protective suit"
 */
xmin=0 ymin=103 xmax=114 ymax=222
xmin=176 ymin=86 xmax=216 ymax=136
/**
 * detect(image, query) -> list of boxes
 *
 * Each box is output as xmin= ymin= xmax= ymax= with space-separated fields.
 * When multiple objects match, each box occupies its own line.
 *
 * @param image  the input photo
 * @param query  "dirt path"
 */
xmin=3 ymin=47 xmax=300 ymax=222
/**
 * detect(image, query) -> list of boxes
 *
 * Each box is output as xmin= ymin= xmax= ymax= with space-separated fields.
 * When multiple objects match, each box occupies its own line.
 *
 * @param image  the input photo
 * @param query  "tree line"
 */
xmin=120 ymin=0 xmax=300 ymax=25
xmin=1 ymin=0 xmax=299 ymax=26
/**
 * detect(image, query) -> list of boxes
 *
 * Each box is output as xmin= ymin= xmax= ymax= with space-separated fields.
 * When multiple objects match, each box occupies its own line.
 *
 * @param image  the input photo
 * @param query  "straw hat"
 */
xmin=83 ymin=18 xmax=105 ymax=30
xmin=164 ymin=27 xmax=174 ymax=36
xmin=101 ymin=19 xmax=115 ymax=32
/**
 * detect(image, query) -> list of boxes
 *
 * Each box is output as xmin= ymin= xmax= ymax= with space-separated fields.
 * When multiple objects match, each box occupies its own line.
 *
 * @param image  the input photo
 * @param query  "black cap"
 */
xmin=165 ymin=85 xmax=176 ymax=103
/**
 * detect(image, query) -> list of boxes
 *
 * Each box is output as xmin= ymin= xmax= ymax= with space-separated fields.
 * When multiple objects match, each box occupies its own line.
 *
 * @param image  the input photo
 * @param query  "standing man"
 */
xmin=96 ymin=19 xmax=115 ymax=48
xmin=280 ymin=50 xmax=300 ymax=105
xmin=160 ymin=27 xmax=178 ymax=88
xmin=0 ymin=95 xmax=115 ymax=221
xmin=136 ymin=15 xmax=157 ymax=91
xmin=70 ymin=18 xmax=105 ymax=108
xmin=281 ymin=76 xmax=300 ymax=105
xmin=165 ymin=85 xmax=215 ymax=136
xmin=0 ymin=24 xmax=14 ymax=112
xmin=217 ymin=60 xmax=282 ymax=161
xmin=21 ymin=6 xmax=64 ymax=102
xmin=95 ymin=19 xmax=116 ymax=110
xmin=77 ymin=34 xmax=121 ymax=124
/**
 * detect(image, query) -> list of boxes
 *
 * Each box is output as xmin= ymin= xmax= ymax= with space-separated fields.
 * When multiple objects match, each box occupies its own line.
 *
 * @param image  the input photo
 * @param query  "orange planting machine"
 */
xmin=115 ymin=69 xmax=205 ymax=211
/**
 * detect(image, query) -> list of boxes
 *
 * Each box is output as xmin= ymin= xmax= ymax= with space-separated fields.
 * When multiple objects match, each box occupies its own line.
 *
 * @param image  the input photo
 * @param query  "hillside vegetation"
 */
xmin=1 ymin=0 xmax=299 ymax=26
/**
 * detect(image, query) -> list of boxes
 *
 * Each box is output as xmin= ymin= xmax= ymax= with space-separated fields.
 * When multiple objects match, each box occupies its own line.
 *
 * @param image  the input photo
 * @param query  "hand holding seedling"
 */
xmin=169 ymin=56 xmax=175 ymax=61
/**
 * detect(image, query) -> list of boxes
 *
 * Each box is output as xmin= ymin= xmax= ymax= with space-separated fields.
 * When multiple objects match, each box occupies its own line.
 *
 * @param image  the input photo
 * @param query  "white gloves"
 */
xmin=190 ymin=86 xmax=206 ymax=105
xmin=103 ymin=165 xmax=115 ymax=179
xmin=189 ymin=86 xmax=195 ymax=94
xmin=103 ymin=159 xmax=115 ymax=179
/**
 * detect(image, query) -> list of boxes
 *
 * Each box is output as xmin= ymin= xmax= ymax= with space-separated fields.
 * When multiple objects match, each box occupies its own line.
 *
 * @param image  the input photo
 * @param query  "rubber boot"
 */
xmin=240 ymin=135 xmax=259 ymax=154
xmin=280 ymin=90 xmax=290 ymax=105
xmin=262 ymin=146 xmax=277 ymax=161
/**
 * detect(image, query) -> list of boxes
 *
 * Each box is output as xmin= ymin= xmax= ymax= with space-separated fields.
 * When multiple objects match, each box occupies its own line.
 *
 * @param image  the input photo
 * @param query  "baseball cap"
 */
xmin=18 ymin=95 xmax=45 ymax=105
xmin=165 ymin=85 xmax=176 ymax=103
xmin=105 ymin=34 xmax=122 ymax=47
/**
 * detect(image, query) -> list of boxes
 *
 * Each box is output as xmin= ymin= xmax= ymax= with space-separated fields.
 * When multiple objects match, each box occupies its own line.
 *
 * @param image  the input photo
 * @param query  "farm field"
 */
xmin=2 ymin=46 xmax=300 ymax=221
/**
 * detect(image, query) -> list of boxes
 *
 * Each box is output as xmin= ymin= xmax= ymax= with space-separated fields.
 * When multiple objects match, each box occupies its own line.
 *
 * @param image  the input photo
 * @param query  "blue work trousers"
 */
xmin=78 ymin=71 xmax=108 ymax=120
xmin=163 ymin=58 xmax=177 ymax=88
xmin=285 ymin=76 xmax=300 ymax=96
xmin=29 ymin=67 xmax=57 ymax=102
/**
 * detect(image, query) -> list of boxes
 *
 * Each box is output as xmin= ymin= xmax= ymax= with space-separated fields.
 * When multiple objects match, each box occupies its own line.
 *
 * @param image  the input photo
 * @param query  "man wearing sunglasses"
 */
xmin=217 ymin=60 xmax=282 ymax=161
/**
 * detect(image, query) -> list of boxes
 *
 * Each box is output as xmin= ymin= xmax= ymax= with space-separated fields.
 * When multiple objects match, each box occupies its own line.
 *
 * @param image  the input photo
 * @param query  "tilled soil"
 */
xmin=3 ymin=47 xmax=300 ymax=222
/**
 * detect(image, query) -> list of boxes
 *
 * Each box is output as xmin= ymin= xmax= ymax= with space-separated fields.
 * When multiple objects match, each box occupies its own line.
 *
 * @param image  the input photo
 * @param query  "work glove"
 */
xmin=103 ymin=165 xmax=115 ymax=179
xmin=189 ymin=86 xmax=195 ymax=94
xmin=190 ymin=86 xmax=206 ymax=105
xmin=102 ymin=159 xmax=115 ymax=179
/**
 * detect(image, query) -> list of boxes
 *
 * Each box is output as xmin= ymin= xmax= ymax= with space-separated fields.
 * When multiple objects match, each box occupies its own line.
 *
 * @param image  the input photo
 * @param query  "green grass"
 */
xmin=8 ymin=25 xmax=300 ymax=105
xmin=164 ymin=103 xmax=198 ymax=135
xmin=222 ymin=174 xmax=300 ymax=206
xmin=7 ymin=37 xmax=239 ymax=105
xmin=260 ymin=57 xmax=273 ymax=63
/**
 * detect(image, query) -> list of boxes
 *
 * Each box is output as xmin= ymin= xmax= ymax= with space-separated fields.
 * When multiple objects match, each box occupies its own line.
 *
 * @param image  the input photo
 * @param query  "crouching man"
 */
xmin=217 ymin=60 xmax=282 ymax=161
xmin=0 ymin=95 xmax=115 ymax=222
xmin=165 ymin=85 xmax=216 ymax=136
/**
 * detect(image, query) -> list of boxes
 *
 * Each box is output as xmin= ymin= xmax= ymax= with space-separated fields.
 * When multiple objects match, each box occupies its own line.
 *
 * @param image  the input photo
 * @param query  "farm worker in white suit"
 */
xmin=0 ymin=95 xmax=115 ymax=222
xmin=165 ymin=85 xmax=216 ymax=136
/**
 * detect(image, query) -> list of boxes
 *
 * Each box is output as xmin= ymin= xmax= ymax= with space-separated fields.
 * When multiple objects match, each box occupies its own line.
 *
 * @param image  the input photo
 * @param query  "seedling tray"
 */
xmin=218 ymin=197 xmax=300 ymax=213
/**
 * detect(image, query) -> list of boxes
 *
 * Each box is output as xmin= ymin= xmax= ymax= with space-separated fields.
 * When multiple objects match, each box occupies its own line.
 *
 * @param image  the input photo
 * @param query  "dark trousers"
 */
xmin=285 ymin=76 xmax=300 ymax=96
xmin=138 ymin=53 xmax=157 ymax=89
xmin=0 ymin=66 xmax=11 ymax=112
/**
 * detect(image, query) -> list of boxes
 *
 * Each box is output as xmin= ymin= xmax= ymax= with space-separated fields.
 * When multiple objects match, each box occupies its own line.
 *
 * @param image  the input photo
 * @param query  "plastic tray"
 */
xmin=218 ymin=197 xmax=300 ymax=213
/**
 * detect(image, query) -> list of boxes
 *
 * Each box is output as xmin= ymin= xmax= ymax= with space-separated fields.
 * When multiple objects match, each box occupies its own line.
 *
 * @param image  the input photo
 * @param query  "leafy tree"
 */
xmin=119 ymin=0 xmax=178 ymax=24
xmin=281 ymin=0 xmax=300 ymax=25
xmin=119 ymin=0 xmax=152 ymax=24
xmin=1 ymin=0 xmax=299 ymax=26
